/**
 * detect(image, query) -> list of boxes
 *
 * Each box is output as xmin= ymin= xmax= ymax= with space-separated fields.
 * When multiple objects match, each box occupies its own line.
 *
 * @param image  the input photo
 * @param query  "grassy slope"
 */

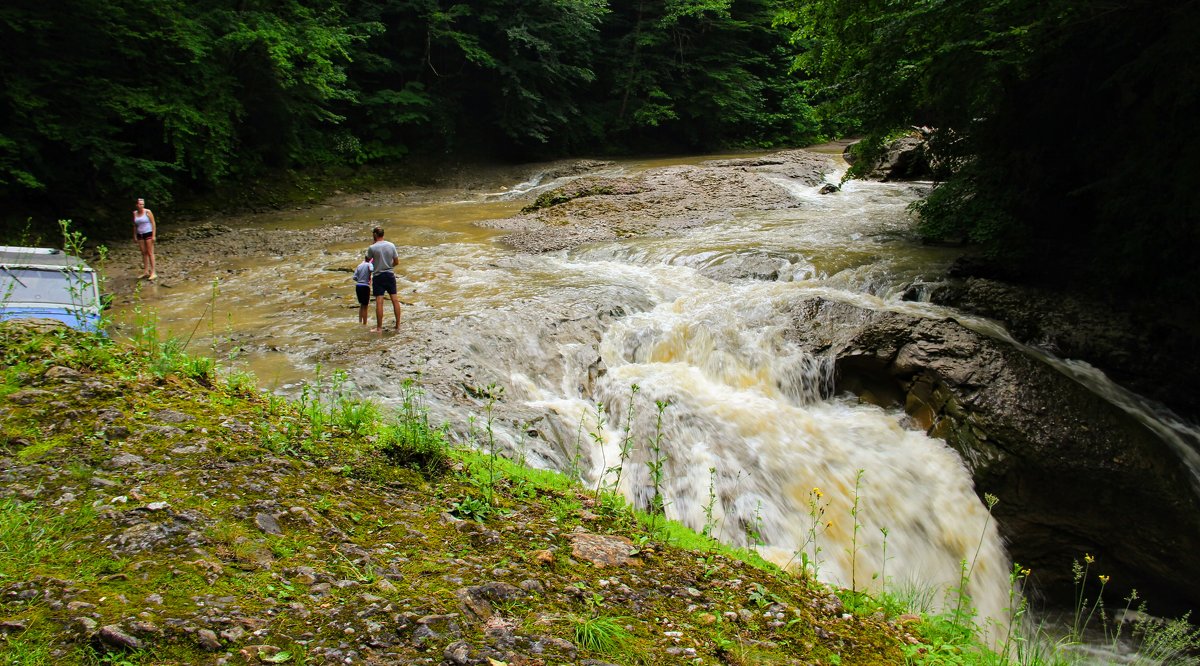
xmin=0 ymin=323 xmax=921 ymax=665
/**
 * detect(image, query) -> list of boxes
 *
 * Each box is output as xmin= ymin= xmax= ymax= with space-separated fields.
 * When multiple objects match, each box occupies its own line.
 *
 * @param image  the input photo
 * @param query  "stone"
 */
xmin=565 ymin=532 xmax=641 ymax=568
xmin=97 ymin=625 xmax=142 ymax=650
xmin=455 ymin=582 xmax=524 ymax=622
xmin=44 ymin=366 xmax=83 ymax=380
xmin=782 ymin=295 xmax=1200 ymax=612
xmin=412 ymin=614 xmax=461 ymax=645
xmin=196 ymin=628 xmax=221 ymax=651
xmin=7 ymin=389 xmax=53 ymax=405
xmin=254 ymin=512 xmax=283 ymax=535
xmin=107 ymin=453 xmax=144 ymax=468
xmin=152 ymin=409 xmax=192 ymax=423
xmin=239 ymin=645 xmax=283 ymax=662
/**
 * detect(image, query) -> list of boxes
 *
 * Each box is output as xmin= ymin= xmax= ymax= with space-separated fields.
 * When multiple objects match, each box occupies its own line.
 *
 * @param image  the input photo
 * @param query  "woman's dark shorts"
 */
xmin=372 ymin=271 xmax=397 ymax=297
xmin=355 ymin=284 xmax=371 ymax=305
xmin=136 ymin=231 xmax=153 ymax=241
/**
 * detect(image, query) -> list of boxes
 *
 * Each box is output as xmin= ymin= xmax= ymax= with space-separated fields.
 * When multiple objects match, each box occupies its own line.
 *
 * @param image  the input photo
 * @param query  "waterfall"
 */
xmin=506 ymin=269 xmax=1012 ymax=624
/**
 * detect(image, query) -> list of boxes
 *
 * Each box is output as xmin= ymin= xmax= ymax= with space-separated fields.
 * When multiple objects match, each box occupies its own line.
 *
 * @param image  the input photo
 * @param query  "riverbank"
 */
xmin=0 ymin=322 xmax=918 ymax=664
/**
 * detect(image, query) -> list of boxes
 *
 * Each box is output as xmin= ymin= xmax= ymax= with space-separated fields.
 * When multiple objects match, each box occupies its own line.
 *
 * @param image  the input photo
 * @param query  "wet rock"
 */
xmin=850 ymin=134 xmax=934 ymax=181
xmin=491 ymin=150 xmax=836 ymax=254
xmin=699 ymin=252 xmax=789 ymax=283
xmin=818 ymin=183 xmax=840 ymax=194
xmin=929 ymin=276 xmax=1199 ymax=422
xmin=0 ymin=620 xmax=28 ymax=632
xmin=783 ymin=296 xmax=1200 ymax=610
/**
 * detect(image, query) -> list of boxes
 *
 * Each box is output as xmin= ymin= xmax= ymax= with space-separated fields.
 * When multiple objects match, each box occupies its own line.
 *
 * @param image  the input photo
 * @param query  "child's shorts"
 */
xmin=356 ymin=284 xmax=371 ymax=305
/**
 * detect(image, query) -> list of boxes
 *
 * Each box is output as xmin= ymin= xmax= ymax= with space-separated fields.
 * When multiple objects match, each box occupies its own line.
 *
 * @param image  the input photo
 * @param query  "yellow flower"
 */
xmin=1085 ymin=554 xmax=1095 ymax=564
xmin=812 ymin=488 xmax=823 ymax=498
xmin=1021 ymin=568 xmax=1032 ymax=577
xmin=825 ymin=521 xmax=833 ymax=528
xmin=1099 ymin=575 xmax=1110 ymax=585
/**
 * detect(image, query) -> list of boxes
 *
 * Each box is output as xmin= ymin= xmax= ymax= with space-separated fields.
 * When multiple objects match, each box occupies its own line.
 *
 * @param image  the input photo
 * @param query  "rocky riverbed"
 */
xmin=0 ymin=323 xmax=914 ymax=664
xmin=94 ymin=147 xmax=1200 ymax=618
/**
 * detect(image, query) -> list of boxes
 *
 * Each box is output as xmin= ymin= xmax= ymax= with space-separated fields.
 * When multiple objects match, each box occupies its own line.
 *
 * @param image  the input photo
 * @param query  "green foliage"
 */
xmin=573 ymin=614 xmax=632 ymax=656
xmin=0 ymin=0 xmax=355 ymax=227
xmin=376 ymin=380 xmax=450 ymax=475
xmin=2 ymin=0 xmax=835 ymax=237
xmin=787 ymin=0 xmax=1200 ymax=307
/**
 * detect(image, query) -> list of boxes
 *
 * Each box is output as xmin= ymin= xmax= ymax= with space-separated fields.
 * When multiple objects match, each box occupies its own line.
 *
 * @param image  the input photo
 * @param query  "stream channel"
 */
xmin=107 ymin=148 xmax=1185 ymax=645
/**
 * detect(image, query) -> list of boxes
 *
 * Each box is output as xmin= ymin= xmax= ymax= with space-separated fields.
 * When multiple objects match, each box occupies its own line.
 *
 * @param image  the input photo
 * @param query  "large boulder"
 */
xmin=782 ymin=297 xmax=1200 ymax=612
xmin=846 ymin=135 xmax=934 ymax=181
xmin=925 ymin=276 xmax=1200 ymax=423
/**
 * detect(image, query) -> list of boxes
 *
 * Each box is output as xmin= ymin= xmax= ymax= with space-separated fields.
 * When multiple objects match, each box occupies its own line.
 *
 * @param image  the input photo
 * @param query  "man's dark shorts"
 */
xmin=372 ymin=271 xmax=397 ymax=297
xmin=355 ymin=284 xmax=371 ymax=306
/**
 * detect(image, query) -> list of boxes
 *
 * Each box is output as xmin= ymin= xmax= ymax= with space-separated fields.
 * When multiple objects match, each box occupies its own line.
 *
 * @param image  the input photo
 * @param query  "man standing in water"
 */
xmin=367 ymin=226 xmax=402 ymax=332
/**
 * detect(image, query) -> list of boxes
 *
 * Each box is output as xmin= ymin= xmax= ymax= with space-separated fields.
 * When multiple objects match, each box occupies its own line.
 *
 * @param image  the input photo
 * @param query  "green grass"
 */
xmin=6 ymin=322 xmax=1197 ymax=666
xmin=573 ymin=614 xmax=632 ymax=656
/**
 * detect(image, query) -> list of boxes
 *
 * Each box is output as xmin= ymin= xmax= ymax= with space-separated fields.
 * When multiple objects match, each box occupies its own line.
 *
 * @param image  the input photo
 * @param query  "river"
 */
xmin=110 ymin=149 xmax=1020 ymax=626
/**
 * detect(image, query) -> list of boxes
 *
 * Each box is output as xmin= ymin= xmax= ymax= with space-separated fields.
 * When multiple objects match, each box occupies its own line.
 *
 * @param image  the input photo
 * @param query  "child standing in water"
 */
xmin=352 ymin=254 xmax=373 ymax=325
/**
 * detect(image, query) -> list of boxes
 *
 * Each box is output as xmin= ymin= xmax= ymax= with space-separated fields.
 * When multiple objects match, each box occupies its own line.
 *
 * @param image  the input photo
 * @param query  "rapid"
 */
xmin=113 ymin=152 xmax=1016 ymax=623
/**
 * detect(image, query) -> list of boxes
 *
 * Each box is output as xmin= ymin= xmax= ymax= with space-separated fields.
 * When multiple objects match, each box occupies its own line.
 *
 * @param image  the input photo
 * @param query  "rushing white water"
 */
xmin=430 ymin=171 xmax=1014 ymax=623
xmin=115 ymin=156 xmax=1017 ymax=624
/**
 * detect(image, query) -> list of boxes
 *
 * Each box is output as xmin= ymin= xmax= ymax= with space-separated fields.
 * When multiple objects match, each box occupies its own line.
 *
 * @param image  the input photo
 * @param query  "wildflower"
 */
xmin=825 ymin=521 xmax=833 ymax=529
xmin=812 ymin=488 xmax=823 ymax=499
xmin=1085 ymin=554 xmax=1095 ymax=564
xmin=1099 ymin=575 xmax=1110 ymax=585
xmin=1021 ymin=568 xmax=1032 ymax=577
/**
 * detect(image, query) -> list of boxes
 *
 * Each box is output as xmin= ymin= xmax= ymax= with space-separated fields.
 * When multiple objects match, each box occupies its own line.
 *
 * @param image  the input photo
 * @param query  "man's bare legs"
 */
xmin=373 ymin=294 xmax=402 ymax=332
xmin=388 ymin=293 xmax=402 ymax=331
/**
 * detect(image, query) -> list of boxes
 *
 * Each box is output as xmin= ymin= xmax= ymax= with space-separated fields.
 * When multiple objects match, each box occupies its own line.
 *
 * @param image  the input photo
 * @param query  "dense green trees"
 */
xmin=0 ymin=0 xmax=354 ymax=215
xmin=1 ymin=0 xmax=814 ymax=230
xmin=5 ymin=0 xmax=1195 ymax=309
xmin=790 ymin=0 xmax=1200 ymax=302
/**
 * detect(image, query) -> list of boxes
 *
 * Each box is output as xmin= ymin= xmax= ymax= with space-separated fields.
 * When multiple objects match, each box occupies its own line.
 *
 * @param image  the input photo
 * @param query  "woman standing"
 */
xmin=133 ymin=197 xmax=156 ymax=280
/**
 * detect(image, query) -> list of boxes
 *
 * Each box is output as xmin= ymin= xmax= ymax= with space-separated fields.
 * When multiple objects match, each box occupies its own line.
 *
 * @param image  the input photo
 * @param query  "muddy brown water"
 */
xmin=107 ymin=148 xmax=1018 ymax=622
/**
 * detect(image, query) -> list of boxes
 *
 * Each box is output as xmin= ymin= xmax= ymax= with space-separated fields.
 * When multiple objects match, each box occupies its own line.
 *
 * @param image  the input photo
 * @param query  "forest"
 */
xmin=1 ymin=0 xmax=1196 ymax=307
